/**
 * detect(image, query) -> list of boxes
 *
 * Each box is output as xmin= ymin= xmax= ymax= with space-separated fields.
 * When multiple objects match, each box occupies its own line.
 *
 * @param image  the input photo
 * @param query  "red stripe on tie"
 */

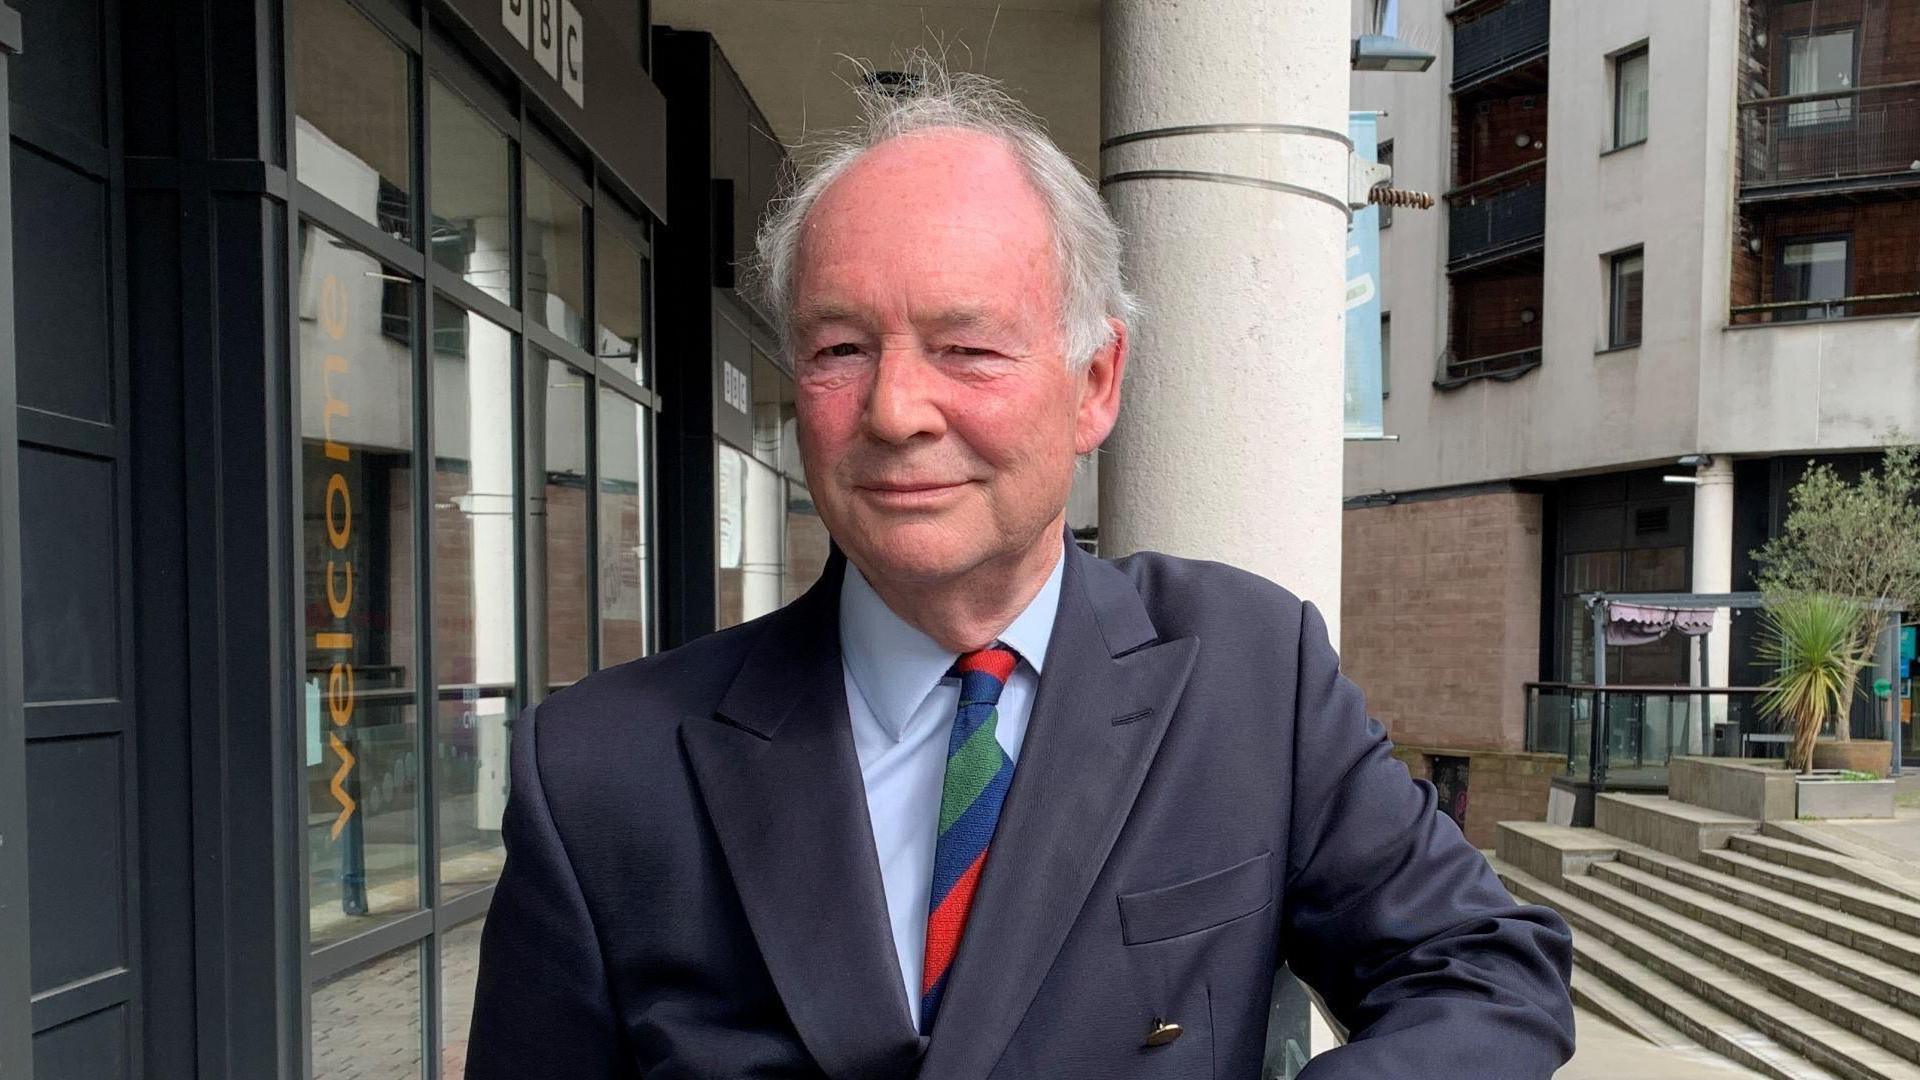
xmin=921 ymin=847 xmax=988 ymax=995
xmin=957 ymin=647 xmax=1017 ymax=684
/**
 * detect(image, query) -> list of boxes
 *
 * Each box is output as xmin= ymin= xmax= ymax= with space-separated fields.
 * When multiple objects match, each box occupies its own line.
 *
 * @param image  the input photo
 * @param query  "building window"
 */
xmin=1608 ymin=248 xmax=1644 ymax=347
xmin=1785 ymin=27 xmax=1855 ymax=127
xmin=292 ymin=0 xmax=414 ymax=241
xmin=1612 ymin=46 xmax=1648 ymax=148
xmin=1777 ymin=235 xmax=1850 ymax=320
xmin=1377 ymin=140 xmax=1394 ymax=227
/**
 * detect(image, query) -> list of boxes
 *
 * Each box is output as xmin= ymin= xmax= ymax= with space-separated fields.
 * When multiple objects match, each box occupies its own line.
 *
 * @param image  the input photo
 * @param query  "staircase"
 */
xmin=1491 ymin=794 xmax=1920 ymax=1080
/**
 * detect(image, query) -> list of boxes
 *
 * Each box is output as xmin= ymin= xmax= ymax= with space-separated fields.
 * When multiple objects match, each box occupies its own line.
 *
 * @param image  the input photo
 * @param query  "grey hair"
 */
xmin=750 ymin=55 xmax=1137 ymax=369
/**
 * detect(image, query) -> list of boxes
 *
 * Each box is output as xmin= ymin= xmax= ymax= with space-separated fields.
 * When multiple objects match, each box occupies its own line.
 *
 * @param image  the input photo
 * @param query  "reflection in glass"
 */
xmin=292 ymin=0 xmax=412 ymax=240
xmin=750 ymin=350 xmax=785 ymax=469
xmin=785 ymin=481 xmax=829 ymax=605
xmin=526 ymin=352 xmax=592 ymax=695
xmin=525 ymin=160 xmax=588 ymax=346
xmin=595 ymin=219 xmax=646 ymax=385
xmin=429 ymin=79 xmax=512 ymax=304
xmin=716 ymin=443 xmax=786 ymax=628
xmin=311 ymin=943 xmax=423 ymax=1080
xmin=431 ymin=298 xmax=516 ymax=899
xmin=298 ymin=223 xmax=420 ymax=948
xmin=439 ymin=917 xmax=487 ymax=1079
xmin=598 ymin=391 xmax=653 ymax=666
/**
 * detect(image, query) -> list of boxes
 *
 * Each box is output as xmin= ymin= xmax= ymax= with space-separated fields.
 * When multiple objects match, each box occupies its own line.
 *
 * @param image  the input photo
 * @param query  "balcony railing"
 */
xmin=1740 ymin=82 xmax=1920 ymax=193
xmin=1730 ymin=289 xmax=1920 ymax=325
xmin=1448 ymin=175 xmax=1545 ymax=269
xmin=1451 ymin=0 xmax=1549 ymax=91
xmin=1525 ymin=682 xmax=1769 ymax=791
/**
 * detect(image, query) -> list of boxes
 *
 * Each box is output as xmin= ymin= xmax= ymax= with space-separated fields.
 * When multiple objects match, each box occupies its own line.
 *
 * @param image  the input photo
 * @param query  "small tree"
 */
xmin=1753 ymin=442 xmax=1920 ymax=742
xmin=1756 ymin=593 xmax=1873 ymax=771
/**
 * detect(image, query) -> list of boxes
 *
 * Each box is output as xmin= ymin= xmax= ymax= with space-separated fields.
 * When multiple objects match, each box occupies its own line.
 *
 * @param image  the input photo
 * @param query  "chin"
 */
xmin=844 ymin=519 xmax=986 ymax=584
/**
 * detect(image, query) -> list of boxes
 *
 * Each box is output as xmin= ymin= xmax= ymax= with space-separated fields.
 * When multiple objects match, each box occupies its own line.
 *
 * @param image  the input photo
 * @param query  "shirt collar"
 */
xmin=839 ymin=542 xmax=1067 ymax=741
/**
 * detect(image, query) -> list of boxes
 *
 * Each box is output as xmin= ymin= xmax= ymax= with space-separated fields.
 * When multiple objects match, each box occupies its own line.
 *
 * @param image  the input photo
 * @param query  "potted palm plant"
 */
xmin=1756 ymin=592 xmax=1871 ymax=773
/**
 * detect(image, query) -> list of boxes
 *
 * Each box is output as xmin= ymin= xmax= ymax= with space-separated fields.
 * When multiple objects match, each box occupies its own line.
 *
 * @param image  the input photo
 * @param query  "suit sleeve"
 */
xmin=465 ymin=705 xmax=633 ymax=1079
xmin=1281 ymin=602 xmax=1575 ymax=1079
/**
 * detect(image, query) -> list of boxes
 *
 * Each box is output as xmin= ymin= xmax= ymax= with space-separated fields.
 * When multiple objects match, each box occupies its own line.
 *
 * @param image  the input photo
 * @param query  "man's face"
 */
xmin=789 ymin=130 xmax=1124 ymax=587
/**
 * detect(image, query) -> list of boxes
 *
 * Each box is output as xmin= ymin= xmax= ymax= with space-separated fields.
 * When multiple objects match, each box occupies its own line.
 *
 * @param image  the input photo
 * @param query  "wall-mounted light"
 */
xmin=1514 ymin=133 xmax=1531 ymax=147
xmin=1352 ymin=34 xmax=1437 ymax=72
xmin=1520 ymin=307 xmax=1538 ymax=324
xmin=1747 ymin=236 xmax=1763 ymax=254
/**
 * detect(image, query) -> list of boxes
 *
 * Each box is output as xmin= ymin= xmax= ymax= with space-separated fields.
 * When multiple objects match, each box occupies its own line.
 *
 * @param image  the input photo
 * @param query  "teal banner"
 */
xmin=1345 ymin=112 xmax=1385 ymax=440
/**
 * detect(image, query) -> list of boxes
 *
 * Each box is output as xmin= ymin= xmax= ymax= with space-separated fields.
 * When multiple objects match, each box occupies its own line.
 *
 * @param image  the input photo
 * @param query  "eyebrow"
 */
xmin=789 ymin=303 xmax=1014 ymax=338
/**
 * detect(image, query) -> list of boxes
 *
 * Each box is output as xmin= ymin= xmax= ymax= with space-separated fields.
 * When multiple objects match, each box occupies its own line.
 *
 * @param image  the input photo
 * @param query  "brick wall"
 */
xmin=1341 ymin=491 xmax=1544 ymax=752
xmin=1735 ymin=200 xmax=1920 ymax=321
xmin=1761 ymin=0 xmax=1920 ymax=90
xmin=1393 ymin=745 xmax=1564 ymax=849
xmin=1458 ymin=94 xmax=1548 ymax=185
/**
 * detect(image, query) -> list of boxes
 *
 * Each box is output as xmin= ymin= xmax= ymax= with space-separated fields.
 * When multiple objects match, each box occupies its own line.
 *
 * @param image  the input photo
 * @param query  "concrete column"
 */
xmin=1692 ymin=456 xmax=1735 ymax=749
xmin=1098 ymin=0 xmax=1350 ymax=641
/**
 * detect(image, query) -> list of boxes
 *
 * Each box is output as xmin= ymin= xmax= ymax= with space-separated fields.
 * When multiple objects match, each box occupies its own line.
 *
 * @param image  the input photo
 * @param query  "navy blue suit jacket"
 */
xmin=466 ymin=543 xmax=1574 ymax=1078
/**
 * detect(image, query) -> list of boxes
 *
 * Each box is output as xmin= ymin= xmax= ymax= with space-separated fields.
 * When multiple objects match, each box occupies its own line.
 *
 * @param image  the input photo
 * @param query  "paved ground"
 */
xmin=1800 ymin=803 xmax=1920 ymax=880
xmin=310 ymin=917 xmax=485 ymax=1080
xmin=1559 ymin=1010 xmax=1766 ymax=1078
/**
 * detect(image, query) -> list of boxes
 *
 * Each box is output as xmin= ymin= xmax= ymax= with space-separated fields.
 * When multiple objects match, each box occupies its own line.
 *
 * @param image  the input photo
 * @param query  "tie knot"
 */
xmin=949 ymin=643 xmax=1019 ymax=704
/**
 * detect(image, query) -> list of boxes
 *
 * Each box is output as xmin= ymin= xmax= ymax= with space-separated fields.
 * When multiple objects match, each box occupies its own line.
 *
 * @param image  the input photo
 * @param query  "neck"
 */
xmin=856 ymin=516 xmax=1067 ymax=654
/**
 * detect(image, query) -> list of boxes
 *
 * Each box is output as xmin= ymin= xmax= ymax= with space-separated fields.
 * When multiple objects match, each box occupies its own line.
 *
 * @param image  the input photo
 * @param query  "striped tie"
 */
xmin=920 ymin=643 xmax=1020 ymax=1034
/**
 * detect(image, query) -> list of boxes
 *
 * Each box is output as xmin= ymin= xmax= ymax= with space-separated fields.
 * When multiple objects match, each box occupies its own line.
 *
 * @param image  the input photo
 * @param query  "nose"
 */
xmin=863 ymin=347 xmax=947 ymax=445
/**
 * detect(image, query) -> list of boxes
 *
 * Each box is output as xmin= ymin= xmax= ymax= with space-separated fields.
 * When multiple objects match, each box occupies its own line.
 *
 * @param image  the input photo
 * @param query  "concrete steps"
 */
xmin=1735 ymin=831 xmax=1920 ymax=903
xmin=1595 ymin=793 xmax=1758 ymax=859
xmin=1621 ymin=846 xmax=1920 ymax=978
xmin=1576 ymin=861 xmax=1920 ymax=1055
xmin=1495 ymin=857 xmax=1845 ymax=1080
xmin=1700 ymin=846 xmax=1920 ymax=940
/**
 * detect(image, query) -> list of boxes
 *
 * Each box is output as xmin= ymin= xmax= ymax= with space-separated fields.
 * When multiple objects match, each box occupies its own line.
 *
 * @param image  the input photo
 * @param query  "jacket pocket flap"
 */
xmin=1118 ymin=850 xmax=1274 ymax=946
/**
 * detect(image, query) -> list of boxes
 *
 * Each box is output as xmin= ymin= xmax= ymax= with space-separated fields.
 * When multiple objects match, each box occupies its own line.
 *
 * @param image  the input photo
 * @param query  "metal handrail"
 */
xmin=1739 ymin=78 xmax=1920 ymax=109
xmin=1445 ymin=157 xmax=1546 ymax=202
xmin=1731 ymin=290 xmax=1920 ymax=317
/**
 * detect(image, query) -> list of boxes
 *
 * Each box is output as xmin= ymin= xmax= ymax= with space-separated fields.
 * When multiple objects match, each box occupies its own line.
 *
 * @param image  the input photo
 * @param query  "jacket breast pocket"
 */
xmin=1118 ymin=850 xmax=1275 ymax=946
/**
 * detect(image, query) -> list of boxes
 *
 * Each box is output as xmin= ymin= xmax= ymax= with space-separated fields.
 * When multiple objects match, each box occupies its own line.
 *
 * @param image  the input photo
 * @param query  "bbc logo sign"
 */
xmin=502 ymin=0 xmax=585 ymax=107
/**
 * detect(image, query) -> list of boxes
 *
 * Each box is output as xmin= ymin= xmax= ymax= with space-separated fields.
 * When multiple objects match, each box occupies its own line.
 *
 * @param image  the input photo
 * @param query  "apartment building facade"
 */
xmin=1346 ymin=0 xmax=1920 ymax=846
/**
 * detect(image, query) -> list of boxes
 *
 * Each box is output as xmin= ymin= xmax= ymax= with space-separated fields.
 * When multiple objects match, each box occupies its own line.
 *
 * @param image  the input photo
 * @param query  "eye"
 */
xmin=946 ymin=345 xmax=995 ymax=357
xmin=816 ymin=342 xmax=863 ymax=359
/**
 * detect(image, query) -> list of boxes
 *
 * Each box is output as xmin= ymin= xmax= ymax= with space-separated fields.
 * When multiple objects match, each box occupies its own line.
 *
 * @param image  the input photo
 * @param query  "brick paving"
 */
xmin=310 ymin=917 xmax=487 ymax=1080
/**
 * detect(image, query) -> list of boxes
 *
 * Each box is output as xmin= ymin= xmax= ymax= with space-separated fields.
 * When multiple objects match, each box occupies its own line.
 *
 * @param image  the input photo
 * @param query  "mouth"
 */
xmin=854 ymin=479 xmax=972 ymax=507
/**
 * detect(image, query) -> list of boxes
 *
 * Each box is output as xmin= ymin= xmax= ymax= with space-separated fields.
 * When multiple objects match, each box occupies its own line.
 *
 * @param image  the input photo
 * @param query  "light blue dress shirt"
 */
xmin=839 ymin=546 xmax=1065 ymax=1030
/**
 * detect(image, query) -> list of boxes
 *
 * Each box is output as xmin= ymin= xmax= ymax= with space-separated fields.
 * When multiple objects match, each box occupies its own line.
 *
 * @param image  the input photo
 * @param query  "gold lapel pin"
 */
xmin=1144 ymin=1019 xmax=1183 ymax=1047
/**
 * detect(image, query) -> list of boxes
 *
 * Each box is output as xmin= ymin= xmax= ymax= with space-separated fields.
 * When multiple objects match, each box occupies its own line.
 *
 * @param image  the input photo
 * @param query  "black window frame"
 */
xmin=1774 ymin=232 xmax=1853 ymax=321
xmin=1607 ymin=246 xmax=1644 ymax=349
xmin=1611 ymin=44 xmax=1649 ymax=150
xmin=1376 ymin=139 xmax=1394 ymax=228
xmin=1779 ymin=24 xmax=1861 ymax=133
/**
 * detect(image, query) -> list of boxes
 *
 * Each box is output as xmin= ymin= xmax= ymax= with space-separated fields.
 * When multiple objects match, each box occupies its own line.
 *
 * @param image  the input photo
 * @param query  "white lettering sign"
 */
xmin=532 ymin=0 xmax=560 ymax=79
xmin=501 ymin=0 xmax=528 ymax=47
xmin=561 ymin=1 xmax=585 ymax=107
xmin=723 ymin=362 xmax=751 ymax=415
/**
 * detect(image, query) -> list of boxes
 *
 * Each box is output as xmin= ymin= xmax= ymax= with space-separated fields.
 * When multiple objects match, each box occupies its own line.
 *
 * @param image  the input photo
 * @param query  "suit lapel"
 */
xmin=679 ymin=557 xmax=925 ymax=1080
xmin=918 ymin=545 xmax=1200 ymax=1080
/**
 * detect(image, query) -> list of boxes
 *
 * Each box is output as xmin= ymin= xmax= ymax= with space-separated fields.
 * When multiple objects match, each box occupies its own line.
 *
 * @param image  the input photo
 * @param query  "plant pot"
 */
xmin=1810 ymin=739 xmax=1893 ymax=777
xmin=1796 ymin=772 xmax=1896 ymax=819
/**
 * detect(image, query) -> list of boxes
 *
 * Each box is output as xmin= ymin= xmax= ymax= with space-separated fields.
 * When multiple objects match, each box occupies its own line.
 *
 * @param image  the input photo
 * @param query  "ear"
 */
xmin=1073 ymin=317 xmax=1128 ymax=455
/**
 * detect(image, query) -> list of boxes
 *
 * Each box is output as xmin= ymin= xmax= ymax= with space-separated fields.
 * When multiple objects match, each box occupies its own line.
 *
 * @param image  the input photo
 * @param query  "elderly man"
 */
xmin=467 ymin=65 xmax=1574 ymax=1079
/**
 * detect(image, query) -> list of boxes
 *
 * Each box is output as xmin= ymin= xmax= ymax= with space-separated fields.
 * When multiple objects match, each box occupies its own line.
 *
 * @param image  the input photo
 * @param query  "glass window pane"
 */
xmin=595 ymin=219 xmax=646 ymax=385
xmin=293 ymin=0 xmax=413 ymax=241
xmin=525 ymin=161 xmax=588 ymax=345
xmin=311 ymin=942 xmax=424 ymax=1080
xmin=1780 ymin=237 xmax=1849 ymax=319
xmin=1610 ymin=251 xmax=1643 ymax=347
xmin=598 ymin=391 xmax=653 ymax=666
xmin=298 ymin=224 xmax=420 ymax=948
xmin=1614 ymin=50 xmax=1648 ymax=147
xmin=784 ymin=481 xmax=829 ymax=606
xmin=431 ymin=298 xmax=516 ymax=899
xmin=429 ymin=79 xmax=512 ymax=304
xmin=439 ymin=917 xmax=488 ymax=1079
xmin=716 ymin=444 xmax=786 ymax=628
xmin=1787 ymin=30 xmax=1854 ymax=126
xmin=750 ymin=349 xmax=784 ymax=468
xmin=526 ymin=352 xmax=592 ymax=695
